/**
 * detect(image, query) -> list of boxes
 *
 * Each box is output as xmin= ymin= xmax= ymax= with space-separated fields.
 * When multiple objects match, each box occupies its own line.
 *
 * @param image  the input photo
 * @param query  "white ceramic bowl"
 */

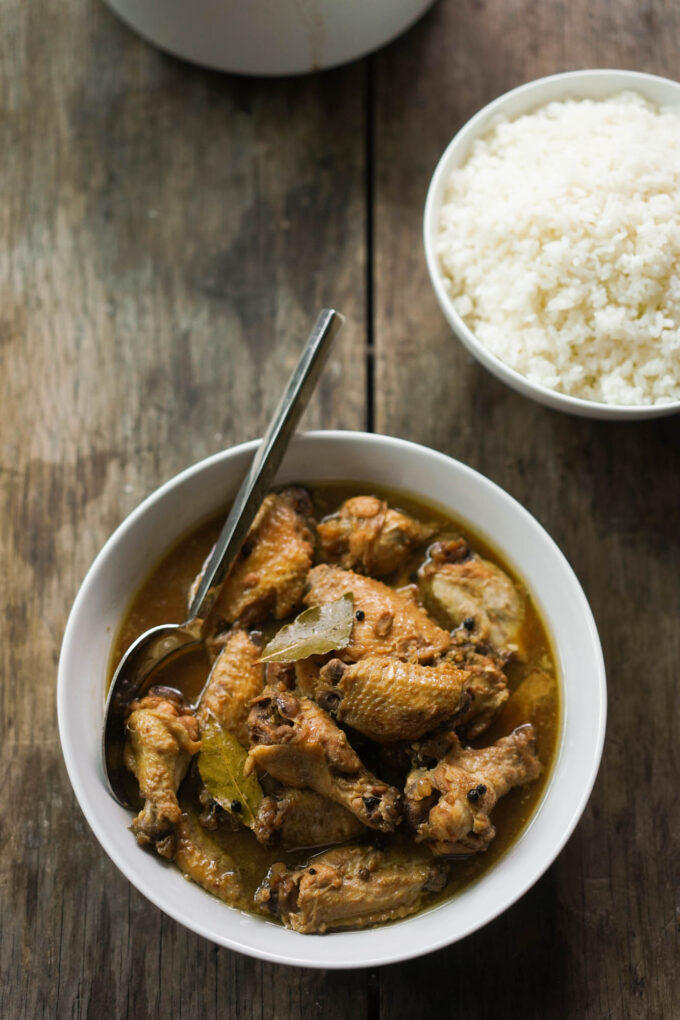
xmin=58 ymin=431 xmax=606 ymax=968
xmin=424 ymin=69 xmax=680 ymax=420
xmin=103 ymin=0 xmax=437 ymax=76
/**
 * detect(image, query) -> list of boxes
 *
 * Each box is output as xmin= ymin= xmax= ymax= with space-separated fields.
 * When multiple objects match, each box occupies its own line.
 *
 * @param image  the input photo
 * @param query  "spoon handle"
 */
xmin=188 ymin=308 xmax=344 ymax=625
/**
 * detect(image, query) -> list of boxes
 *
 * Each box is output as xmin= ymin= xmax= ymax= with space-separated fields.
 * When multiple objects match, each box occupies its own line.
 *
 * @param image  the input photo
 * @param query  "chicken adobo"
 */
xmin=111 ymin=483 xmax=559 ymax=934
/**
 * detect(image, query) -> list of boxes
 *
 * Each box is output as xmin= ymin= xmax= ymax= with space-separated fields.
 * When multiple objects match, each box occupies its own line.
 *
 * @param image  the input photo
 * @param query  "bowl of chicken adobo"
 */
xmin=58 ymin=431 xmax=606 ymax=968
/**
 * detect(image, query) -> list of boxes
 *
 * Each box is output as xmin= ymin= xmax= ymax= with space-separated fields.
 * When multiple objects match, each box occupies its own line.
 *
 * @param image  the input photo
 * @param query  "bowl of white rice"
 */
xmin=424 ymin=70 xmax=680 ymax=418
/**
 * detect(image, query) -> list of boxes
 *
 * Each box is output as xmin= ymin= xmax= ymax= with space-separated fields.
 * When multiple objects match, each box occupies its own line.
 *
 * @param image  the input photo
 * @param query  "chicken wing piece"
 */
xmin=190 ymin=487 xmax=315 ymax=631
xmin=253 ymin=788 xmax=365 ymax=849
xmin=256 ymin=846 xmax=447 ymax=933
xmin=124 ymin=689 xmax=201 ymax=855
xmin=318 ymin=495 xmax=436 ymax=577
xmin=174 ymin=806 xmax=253 ymax=911
xmin=419 ymin=539 xmax=525 ymax=657
xmin=315 ymin=656 xmax=469 ymax=743
xmin=304 ymin=564 xmax=450 ymax=663
xmin=246 ymin=687 xmax=402 ymax=831
xmin=196 ymin=629 xmax=265 ymax=746
xmin=405 ymin=725 xmax=540 ymax=856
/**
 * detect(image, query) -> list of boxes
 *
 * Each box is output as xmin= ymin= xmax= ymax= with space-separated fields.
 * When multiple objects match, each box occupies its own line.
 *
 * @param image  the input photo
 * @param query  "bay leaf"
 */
xmin=259 ymin=592 xmax=354 ymax=663
xmin=197 ymin=715 xmax=263 ymax=828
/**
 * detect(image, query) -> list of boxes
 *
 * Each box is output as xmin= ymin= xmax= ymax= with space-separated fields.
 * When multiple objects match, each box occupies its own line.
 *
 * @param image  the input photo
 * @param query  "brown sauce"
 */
xmin=110 ymin=482 xmax=561 ymax=919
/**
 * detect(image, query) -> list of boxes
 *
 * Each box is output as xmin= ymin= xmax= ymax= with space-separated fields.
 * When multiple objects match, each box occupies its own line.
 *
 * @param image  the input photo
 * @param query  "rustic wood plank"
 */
xmin=373 ymin=1 xmax=680 ymax=1017
xmin=0 ymin=0 xmax=369 ymax=1015
xmin=5 ymin=0 xmax=680 ymax=1013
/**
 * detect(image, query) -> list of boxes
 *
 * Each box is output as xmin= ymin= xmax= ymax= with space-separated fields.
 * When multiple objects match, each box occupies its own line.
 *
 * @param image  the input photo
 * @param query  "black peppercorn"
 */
xmin=355 ymin=609 xmax=365 ymax=621
xmin=231 ymin=800 xmax=243 ymax=813
xmin=467 ymin=784 xmax=487 ymax=802
xmin=463 ymin=617 xmax=475 ymax=631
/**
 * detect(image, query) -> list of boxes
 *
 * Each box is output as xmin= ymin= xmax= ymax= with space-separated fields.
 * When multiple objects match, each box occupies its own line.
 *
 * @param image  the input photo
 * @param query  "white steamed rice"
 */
xmin=437 ymin=92 xmax=680 ymax=406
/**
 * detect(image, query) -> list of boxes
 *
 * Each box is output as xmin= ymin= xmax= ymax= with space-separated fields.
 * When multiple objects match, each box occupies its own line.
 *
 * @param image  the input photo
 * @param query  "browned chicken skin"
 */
xmin=419 ymin=540 xmax=525 ymax=657
xmin=191 ymin=487 xmax=315 ymax=630
xmin=256 ymin=846 xmax=447 ymax=933
xmin=124 ymin=690 xmax=201 ymax=855
xmin=318 ymin=495 xmax=436 ymax=577
xmin=253 ymin=788 xmax=364 ymax=849
xmin=196 ymin=629 xmax=265 ymax=746
xmin=315 ymin=656 xmax=470 ymax=743
xmin=174 ymin=806 xmax=252 ymax=910
xmin=304 ymin=564 xmax=450 ymax=663
xmin=247 ymin=687 xmax=402 ymax=831
xmin=405 ymin=725 xmax=541 ymax=855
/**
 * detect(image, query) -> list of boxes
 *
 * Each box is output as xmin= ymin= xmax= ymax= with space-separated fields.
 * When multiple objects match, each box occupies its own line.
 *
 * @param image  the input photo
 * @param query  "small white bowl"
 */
xmin=58 ymin=431 xmax=606 ymax=968
xmin=424 ymin=69 xmax=680 ymax=420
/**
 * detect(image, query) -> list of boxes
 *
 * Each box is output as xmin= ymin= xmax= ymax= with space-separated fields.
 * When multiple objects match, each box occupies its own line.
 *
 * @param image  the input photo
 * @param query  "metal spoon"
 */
xmin=103 ymin=308 xmax=344 ymax=806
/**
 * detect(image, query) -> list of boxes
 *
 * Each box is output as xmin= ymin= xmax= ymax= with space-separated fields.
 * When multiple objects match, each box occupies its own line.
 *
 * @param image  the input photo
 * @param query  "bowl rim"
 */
xmin=423 ymin=67 xmax=680 ymax=420
xmin=58 ymin=430 xmax=607 ymax=968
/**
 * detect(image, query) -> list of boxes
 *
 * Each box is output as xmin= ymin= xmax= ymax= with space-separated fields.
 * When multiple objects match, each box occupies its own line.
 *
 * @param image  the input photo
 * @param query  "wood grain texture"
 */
xmin=373 ymin=1 xmax=680 ymax=1017
xmin=3 ymin=0 xmax=680 ymax=1015
xmin=0 ymin=0 xmax=368 ymax=1016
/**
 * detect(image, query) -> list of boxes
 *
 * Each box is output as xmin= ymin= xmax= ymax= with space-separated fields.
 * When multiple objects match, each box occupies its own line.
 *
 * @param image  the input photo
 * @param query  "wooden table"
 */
xmin=3 ymin=0 xmax=679 ymax=1015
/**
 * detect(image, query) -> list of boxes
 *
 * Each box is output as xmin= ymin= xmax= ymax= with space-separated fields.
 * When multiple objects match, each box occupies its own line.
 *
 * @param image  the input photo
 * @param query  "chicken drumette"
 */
xmin=124 ymin=689 xmax=201 ymax=855
xmin=247 ymin=687 xmax=402 ymax=831
xmin=405 ymin=724 xmax=540 ymax=855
